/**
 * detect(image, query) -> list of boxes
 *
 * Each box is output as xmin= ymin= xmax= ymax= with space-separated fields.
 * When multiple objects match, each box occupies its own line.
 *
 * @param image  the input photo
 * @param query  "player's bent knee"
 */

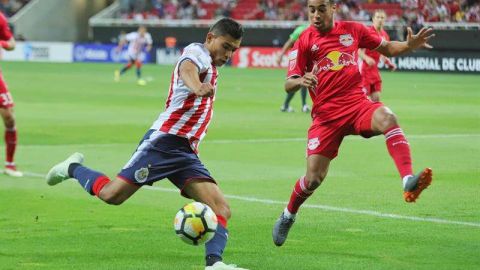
xmin=98 ymin=189 xmax=126 ymax=205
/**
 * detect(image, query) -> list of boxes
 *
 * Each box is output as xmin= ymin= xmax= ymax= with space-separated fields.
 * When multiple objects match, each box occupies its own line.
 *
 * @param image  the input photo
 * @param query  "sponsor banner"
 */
xmin=379 ymin=53 xmax=480 ymax=73
xmin=1 ymin=42 xmax=73 ymax=62
xmin=232 ymin=47 xmax=480 ymax=73
xmin=156 ymin=48 xmax=182 ymax=65
xmin=73 ymin=43 xmax=153 ymax=63
xmin=232 ymin=47 xmax=286 ymax=68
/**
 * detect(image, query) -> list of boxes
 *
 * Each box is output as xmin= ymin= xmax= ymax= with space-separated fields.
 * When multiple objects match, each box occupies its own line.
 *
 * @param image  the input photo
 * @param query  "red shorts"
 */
xmin=307 ymin=99 xmax=383 ymax=159
xmin=0 ymin=72 xmax=14 ymax=109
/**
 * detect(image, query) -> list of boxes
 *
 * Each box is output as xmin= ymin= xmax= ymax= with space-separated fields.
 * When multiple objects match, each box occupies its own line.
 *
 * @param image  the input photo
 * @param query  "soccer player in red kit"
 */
xmin=272 ymin=0 xmax=435 ymax=246
xmin=359 ymin=9 xmax=397 ymax=102
xmin=0 ymin=11 xmax=21 ymax=177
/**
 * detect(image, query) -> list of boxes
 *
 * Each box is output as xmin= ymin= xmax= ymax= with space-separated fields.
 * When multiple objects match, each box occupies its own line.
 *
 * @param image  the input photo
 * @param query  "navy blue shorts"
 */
xmin=117 ymin=130 xmax=215 ymax=197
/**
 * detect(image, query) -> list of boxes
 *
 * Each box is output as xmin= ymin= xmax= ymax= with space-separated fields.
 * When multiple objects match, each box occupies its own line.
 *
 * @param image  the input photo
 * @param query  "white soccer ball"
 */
xmin=174 ymin=202 xmax=218 ymax=245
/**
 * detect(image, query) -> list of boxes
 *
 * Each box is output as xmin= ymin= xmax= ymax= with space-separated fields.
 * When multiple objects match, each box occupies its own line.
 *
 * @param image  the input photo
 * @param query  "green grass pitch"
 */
xmin=0 ymin=62 xmax=479 ymax=269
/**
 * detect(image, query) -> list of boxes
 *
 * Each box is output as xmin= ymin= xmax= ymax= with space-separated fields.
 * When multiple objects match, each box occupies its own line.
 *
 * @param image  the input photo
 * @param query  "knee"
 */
xmin=377 ymin=110 xmax=398 ymax=131
xmin=99 ymin=189 xmax=125 ymax=205
xmin=305 ymin=172 xmax=327 ymax=190
xmin=2 ymin=114 xmax=15 ymax=129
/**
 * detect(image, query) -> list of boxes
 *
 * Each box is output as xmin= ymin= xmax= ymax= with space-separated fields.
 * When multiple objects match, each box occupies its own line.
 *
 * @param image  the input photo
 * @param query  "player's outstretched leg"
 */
xmin=46 ymin=152 xmax=84 ymax=185
xmin=403 ymin=168 xmax=433 ymax=203
xmin=272 ymin=176 xmax=313 ymax=246
xmin=182 ymin=180 xmax=248 ymax=270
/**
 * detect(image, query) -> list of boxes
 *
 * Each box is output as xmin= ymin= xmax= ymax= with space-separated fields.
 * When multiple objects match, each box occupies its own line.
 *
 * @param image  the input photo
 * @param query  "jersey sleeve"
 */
xmin=357 ymin=23 xmax=383 ymax=50
xmin=178 ymin=44 xmax=210 ymax=73
xmin=145 ymin=33 xmax=153 ymax=45
xmin=286 ymin=36 xmax=309 ymax=79
xmin=289 ymin=25 xmax=306 ymax=41
xmin=125 ymin=32 xmax=137 ymax=42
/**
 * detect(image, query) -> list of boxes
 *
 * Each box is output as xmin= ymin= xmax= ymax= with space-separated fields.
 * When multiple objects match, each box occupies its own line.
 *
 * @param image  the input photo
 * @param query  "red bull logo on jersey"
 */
xmin=339 ymin=34 xmax=354 ymax=47
xmin=314 ymin=51 xmax=357 ymax=72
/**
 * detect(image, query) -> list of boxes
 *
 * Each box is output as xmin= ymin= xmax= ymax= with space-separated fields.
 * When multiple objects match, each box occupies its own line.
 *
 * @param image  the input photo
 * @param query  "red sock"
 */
xmin=216 ymin=215 xmax=227 ymax=228
xmin=5 ymin=128 xmax=17 ymax=164
xmin=92 ymin=176 xmax=111 ymax=196
xmin=287 ymin=176 xmax=314 ymax=214
xmin=384 ymin=125 xmax=413 ymax=179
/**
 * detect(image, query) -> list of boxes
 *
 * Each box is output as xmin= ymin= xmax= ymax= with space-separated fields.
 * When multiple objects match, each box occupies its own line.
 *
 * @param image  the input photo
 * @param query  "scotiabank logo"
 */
xmin=232 ymin=47 xmax=286 ymax=68
xmin=314 ymin=51 xmax=356 ymax=72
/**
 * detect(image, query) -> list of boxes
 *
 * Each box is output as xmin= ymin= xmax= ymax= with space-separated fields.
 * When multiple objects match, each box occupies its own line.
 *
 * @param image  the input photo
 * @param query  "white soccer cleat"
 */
xmin=4 ymin=166 xmax=23 ymax=177
xmin=205 ymin=262 xmax=249 ymax=270
xmin=46 ymin=152 xmax=84 ymax=186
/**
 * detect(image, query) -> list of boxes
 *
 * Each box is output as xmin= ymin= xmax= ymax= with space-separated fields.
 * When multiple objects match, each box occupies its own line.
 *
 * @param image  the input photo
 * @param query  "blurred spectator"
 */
xmin=0 ymin=0 xmax=30 ymax=17
xmin=115 ymin=0 xmax=479 ymax=23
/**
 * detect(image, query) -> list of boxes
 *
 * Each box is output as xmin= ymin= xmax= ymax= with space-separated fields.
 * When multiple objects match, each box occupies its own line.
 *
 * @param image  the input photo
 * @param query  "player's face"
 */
xmin=308 ymin=0 xmax=336 ymax=32
xmin=138 ymin=27 xmax=147 ymax=36
xmin=372 ymin=12 xmax=386 ymax=29
xmin=206 ymin=33 xmax=241 ymax=66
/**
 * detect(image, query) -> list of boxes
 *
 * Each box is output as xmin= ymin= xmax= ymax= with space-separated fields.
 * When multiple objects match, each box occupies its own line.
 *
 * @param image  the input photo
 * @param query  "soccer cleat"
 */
xmin=137 ymin=78 xmax=147 ymax=86
xmin=403 ymin=168 xmax=433 ymax=203
xmin=114 ymin=70 xmax=120 ymax=82
xmin=272 ymin=212 xmax=295 ymax=246
xmin=302 ymin=104 xmax=311 ymax=113
xmin=4 ymin=165 xmax=23 ymax=177
xmin=46 ymin=152 xmax=84 ymax=186
xmin=205 ymin=262 xmax=249 ymax=270
xmin=280 ymin=106 xmax=294 ymax=113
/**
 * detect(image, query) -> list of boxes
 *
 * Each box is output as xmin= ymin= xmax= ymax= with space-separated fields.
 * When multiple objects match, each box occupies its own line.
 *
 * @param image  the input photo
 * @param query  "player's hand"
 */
xmin=194 ymin=83 xmax=215 ymax=97
xmin=276 ymin=55 xmax=283 ymax=66
xmin=365 ymin=57 xmax=375 ymax=66
xmin=301 ymin=73 xmax=318 ymax=89
xmin=406 ymin=27 xmax=435 ymax=50
xmin=389 ymin=63 xmax=397 ymax=71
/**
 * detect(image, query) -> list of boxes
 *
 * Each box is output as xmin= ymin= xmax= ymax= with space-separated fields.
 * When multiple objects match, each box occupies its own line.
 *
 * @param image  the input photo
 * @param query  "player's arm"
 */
xmin=179 ymin=60 xmax=214 ymax=97
xmin=285 ymin=66 xmax=318 ymax=93
xmin=381 ymin=55 xmax=396 ymax=71
xmin=0 ymin=37 xmax=15 ymax=51
xmin=276 ymin=38 xmax=295 ymax=65
xmin=358 ymin=48 xmax=375 ymax=66
xmin=376 ymin=27 xmax=434 ymax=57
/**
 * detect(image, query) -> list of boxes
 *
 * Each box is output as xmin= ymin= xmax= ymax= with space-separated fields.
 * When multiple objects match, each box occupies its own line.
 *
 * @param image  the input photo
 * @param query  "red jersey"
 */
xmin=287 ymin=21 xmax=382 ymax=120
xmin=0 ymin=12 xmax=12 ymax=41
xmin=361 ymin=26 xmax=390 ymax=83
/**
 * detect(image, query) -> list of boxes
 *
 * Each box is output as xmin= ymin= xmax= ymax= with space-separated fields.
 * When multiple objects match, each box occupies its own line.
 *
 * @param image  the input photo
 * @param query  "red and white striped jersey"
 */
xmin=125 ymin=31 xmax=153 ymax=59
xmin=151 ymin=43 xmax=218 ymax=153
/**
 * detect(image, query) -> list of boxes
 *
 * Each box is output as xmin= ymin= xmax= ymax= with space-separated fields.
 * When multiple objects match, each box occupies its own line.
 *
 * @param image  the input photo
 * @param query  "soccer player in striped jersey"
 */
xmin=0 ymin=11 xmax=22 ymax=177
xmin=47 ymin=18 xmax=248 ymax=270
xmin=114 ymin=26 xmax=153 ymax=86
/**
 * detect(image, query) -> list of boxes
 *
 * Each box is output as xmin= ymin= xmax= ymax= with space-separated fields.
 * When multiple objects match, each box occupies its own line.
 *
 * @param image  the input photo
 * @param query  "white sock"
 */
xmin=283 ymin=208 xmax=296 ymax=219
xmin=402 ymin=175 xmax=413 ymax=189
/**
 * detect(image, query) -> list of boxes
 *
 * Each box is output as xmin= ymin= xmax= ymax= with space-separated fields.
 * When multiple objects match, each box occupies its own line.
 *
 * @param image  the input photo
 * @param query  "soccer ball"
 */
xmin=174 ymin=202 xmax=218 ymax=245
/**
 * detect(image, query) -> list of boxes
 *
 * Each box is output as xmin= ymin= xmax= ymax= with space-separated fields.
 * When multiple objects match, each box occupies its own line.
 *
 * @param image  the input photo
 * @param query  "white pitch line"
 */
xmin=10 ymin=170 xmax=480 ymax=228
xmin=13 ymin=133 xmax=480 ymax=148
xmin=144 ymin=186 xmax=480 ymax=228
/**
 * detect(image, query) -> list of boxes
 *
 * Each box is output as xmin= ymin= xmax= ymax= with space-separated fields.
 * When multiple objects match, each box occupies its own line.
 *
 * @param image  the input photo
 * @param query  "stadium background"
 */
xmin=0 ymin=0 xmax=479 ymax=269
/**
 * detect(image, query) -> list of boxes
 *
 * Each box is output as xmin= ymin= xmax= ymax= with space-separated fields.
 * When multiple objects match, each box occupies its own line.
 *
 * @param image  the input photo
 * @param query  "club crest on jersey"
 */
xmin=308 ymin=137 xmax=320 ymax=150
xmin=311 ymin=44 xmax=319 ymax=52
xmin=134 ymin=167 xmax=149 ymax=183
xmin=339 ymin=34 xmax=354 ymax=47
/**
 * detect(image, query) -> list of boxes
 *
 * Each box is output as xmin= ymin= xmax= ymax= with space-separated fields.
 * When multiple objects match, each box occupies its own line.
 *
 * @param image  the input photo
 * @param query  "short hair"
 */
xmin=373 ymin=9 xmax=386 ymax=16
xmin=209 ymin=18 xmax=244 ymax=40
